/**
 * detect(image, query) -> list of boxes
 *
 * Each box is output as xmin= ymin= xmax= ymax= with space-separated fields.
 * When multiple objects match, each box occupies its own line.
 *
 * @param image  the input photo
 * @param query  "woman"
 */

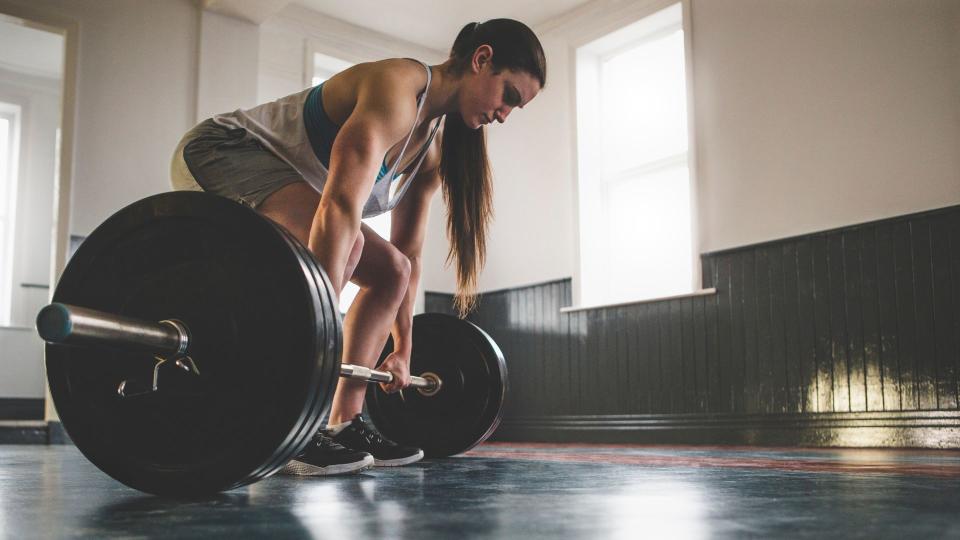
xmin=170 ymin=19 xmax=546 ymax=475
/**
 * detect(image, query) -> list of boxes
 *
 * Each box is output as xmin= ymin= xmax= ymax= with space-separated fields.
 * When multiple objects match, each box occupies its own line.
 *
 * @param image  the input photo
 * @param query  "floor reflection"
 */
xmin=3 ymin=445 xmax=959 ymax=539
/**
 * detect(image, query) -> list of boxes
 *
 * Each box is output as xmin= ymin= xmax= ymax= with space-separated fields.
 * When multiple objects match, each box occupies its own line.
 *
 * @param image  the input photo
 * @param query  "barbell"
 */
xmin=37 ymin=191 xmax=508 ymax=496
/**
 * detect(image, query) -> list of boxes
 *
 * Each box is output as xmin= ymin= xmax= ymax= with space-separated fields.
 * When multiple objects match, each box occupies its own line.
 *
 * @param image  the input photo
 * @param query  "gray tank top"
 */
xmin=212 ymin=60 xmax=441 ymax=218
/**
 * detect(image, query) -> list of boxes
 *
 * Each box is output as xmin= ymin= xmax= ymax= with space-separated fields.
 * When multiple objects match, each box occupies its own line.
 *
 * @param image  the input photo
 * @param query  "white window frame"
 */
xmin=310 ymin=51 xmax=353 ymax=87
xmin=0 ymin=102 xmax=22 ymax=325
xmin=568 ymin=0 xmax=702 ymax=311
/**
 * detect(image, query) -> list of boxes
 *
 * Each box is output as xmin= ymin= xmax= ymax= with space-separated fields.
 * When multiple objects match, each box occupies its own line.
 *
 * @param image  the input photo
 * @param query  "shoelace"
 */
xmin=313 ymin=432 xmax=344 ymax=451
xmin=352 ymin=418 xmax=387 ymax=446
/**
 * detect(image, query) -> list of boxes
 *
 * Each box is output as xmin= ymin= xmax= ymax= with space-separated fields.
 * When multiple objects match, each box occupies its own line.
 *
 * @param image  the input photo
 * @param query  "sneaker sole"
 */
xmin=279 ymin=454 xmax=374 ymax=476
xmin=374 ymin=450 xmax=425 ymax=467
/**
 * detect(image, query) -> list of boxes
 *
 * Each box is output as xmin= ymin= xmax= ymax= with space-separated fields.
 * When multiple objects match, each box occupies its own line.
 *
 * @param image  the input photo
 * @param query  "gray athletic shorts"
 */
xmin=169 ymin=119 xmax=303 ymax=209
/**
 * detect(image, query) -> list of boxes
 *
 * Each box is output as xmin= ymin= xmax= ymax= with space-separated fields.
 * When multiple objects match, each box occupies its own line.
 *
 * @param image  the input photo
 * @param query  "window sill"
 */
xmin=560 ymin=288 xmax=717 ymax=314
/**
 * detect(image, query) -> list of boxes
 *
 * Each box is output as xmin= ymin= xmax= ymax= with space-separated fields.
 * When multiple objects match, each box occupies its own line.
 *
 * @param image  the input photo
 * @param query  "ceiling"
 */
xmin=293 ymin=0 xmax=592 ymax=51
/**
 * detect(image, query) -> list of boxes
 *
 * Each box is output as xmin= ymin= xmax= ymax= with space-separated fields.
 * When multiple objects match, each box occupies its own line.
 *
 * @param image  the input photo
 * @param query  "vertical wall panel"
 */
xmin=876 ymin=224 xmax=903 ymax=410
xmin=743 ymin=252 xmax=761 ymax=413
xmin=842 ymin=231 xmax=867 ymax=412
xmin=560 ymin=312 xmax=572 ymax=415
xmin=545 ymin=284 xmax=556 ymax=413
xmin=584 ymin=308 xmax=598 ymax=414
xmin=859 ymin=228 xmax=885 ymax=412
xmin=716 ymin=256 xmax=735 ymax=412
xmin=812 ymin=237 xmax=835 ymax=412
xmin=618 ymin=306 xmax=631 ymax=413
xmin=951 ymin=213 xmax=960 ymax=407
xmin=597 ymin=308 xmax=614 ymax=413
xmin=657 ymin=302 xmax=670 ymax=413
xmin=671 ymin=300 xmax=685 ymax=413
xmin=635 ymin=305 xmax=648 ymax=413
xmin=556 ymin=283 xmax=568 ymax=412
xmin=634 ymin=305 xmax=649 ymax=413
xmin=781 ymin=243 xmax=802 ymax=412
xmin=796 ymin=239 xmax=818 ymax=412
xmin=535 ymin=284 xmax=545 ymax=414
xmin=576 ymin=309 xmax=588 ymax=414
xmin=615 ymin=307 xmax=627 ymax=413
xmin=695 ymin=296 xmax=709 ymax=412
xmin=627 ymin=304 xmax=641 ymax=413
xmin=648 ymin=303 xmax=663 ymax=413
xmin=767 ymin=244 xmax=790 ymax=412
xmin=911 ymin=219 xmax=938 ymax=410
xmin=511 ymin=288 xmax=525 ymax=416
xmin=893 ymin=222 xmax=919 ymax=410
xmin=828 ymin=234 xmax=851 ymax=412
xmin=768 ymin=245 xmax=787 ymax=413
xmin=755 ymin=247 xmax=775 ymax=413
xmin=733 ymin=254 xmax=749 ymax=412
xmin=706 ymin=294 xmax=721 ymax=413
xmin=680 ymin=300 xmax=696 ymax=412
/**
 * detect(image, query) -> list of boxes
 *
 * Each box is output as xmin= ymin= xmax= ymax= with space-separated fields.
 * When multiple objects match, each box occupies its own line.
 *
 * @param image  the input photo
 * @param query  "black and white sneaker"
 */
xmin=279 ymin=431 xmax=374 ymax=476
xmin=331 ymin=414 xmax=424 ymax=467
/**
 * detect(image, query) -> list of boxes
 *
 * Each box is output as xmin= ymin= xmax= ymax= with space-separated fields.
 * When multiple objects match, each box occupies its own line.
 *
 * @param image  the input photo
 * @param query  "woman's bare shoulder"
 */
xmin=322 ymin=59 xmax=427 ymax=128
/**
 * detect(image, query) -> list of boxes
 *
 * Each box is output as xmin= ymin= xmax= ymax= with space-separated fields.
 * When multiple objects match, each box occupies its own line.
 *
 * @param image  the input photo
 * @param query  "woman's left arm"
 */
xmin=379 ymin=144 xmax=442 ymax=391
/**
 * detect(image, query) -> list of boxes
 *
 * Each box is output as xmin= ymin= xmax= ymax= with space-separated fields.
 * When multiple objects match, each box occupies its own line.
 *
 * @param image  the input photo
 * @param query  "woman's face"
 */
xmin=459 ymin=45 xmax=541 ymax=130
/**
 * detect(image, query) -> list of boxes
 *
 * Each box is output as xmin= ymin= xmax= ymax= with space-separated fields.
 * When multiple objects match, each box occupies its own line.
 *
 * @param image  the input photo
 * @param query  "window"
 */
xmin=308 ymin=52 xmax=392 ymax=313
xmin=575 ymin=3 xmax=693 ymax=307
xmin=0 ymin=102 xmax=21 ymax=325
xmin=312 ymin=52 xmax=353 ymax=87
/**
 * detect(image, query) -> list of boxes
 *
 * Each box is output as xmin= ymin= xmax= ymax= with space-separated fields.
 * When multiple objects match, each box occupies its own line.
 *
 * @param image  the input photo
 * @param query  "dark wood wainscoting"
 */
xmin=426 ymin=204 xmax=960 ymax=447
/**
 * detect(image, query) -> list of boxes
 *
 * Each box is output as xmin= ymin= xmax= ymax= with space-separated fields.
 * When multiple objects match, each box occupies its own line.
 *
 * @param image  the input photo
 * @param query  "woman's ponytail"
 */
xmin=440 ymin=20 xmax=546 ymax=318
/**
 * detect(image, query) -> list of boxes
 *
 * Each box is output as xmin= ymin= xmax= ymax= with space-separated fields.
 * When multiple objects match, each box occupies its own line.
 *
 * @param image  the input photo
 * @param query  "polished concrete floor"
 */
xmin=1 ymin=443 xmax=959 ymax=539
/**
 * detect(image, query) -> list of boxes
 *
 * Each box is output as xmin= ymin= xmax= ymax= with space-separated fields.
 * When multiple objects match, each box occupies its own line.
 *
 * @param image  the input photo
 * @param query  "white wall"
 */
xmin=0 ymin=327 xmax=45 ymax=397
xmin=196 ymin=10 xmax=260 ymax=122
xmin=693 ymin=0 xmax=960 ymax=252
xmin=258 ymin=4 xmax=443 ymax=103
xmin=1 ymin=0 xmax=201 ymax=236
xmin=421 ymin=0 xmax=960 ymax=296
xmin=0 ymin=0 xmax=203 ymax=413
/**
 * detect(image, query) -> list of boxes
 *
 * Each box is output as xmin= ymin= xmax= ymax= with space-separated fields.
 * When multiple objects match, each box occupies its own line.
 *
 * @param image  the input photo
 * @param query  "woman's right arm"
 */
xmin=308 ymin=68 xmax=418 ymax=295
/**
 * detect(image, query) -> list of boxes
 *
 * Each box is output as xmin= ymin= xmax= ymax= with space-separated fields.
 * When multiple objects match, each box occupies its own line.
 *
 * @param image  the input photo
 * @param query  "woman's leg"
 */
xmin=257 ymin=182 xmax=408 ymax=424
xmin=328 ymin=223 xmax=411 ymax=425
xmin=258 ymin=184 xmax=419 ymax=465
xmin=256 ymin=182 xmax=378 ymax=474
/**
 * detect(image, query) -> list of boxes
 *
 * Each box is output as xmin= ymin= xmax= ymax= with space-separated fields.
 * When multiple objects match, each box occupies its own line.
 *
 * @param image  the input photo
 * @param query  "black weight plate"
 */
xmin=246 ymin=219 xmax=342 ymax=483
xmin=365 ymin=314 xmax=507 ymax=457
xmin=46 ymin=192 xmax=338 ymax=496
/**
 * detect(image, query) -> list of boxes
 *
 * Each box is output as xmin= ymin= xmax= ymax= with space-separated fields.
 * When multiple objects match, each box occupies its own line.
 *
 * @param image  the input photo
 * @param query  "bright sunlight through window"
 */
xmin=576 ymin=3 xmax=693 ymax=307
xmin=0 ymin=104 xmax=21 ymax=325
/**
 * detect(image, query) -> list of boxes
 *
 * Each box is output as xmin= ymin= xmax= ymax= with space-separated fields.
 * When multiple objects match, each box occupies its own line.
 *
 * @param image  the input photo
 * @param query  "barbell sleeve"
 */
xmin=37 ymin=303 xmax=439 ymax=392
xmin=37 ymin=303 xmax=188 ymax=356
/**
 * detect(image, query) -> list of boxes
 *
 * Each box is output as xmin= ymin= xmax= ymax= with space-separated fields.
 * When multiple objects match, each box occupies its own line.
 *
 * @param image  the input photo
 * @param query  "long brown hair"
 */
xmin=441 ymin=19 xmax=547 ymax=317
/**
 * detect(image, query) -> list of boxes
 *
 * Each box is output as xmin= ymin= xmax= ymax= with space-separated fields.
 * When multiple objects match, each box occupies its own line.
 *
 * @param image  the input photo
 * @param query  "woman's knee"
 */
xmin=387 ymin=251 xmax=412 ymax=285
xmin=355 ymin=246 xmax=411 ymax=294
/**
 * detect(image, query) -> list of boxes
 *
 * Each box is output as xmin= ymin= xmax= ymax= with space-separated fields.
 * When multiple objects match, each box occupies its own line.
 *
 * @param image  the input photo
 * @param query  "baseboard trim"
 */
xmin=492 ymin=411 xmax=960 ymax=448
xmin=0 ymin=398 xmax=44 ymax=420
xmin=0 ymin=420 xmax=47 ymax=444
xmin=0 ymin=420 xmax=78 ymax=445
